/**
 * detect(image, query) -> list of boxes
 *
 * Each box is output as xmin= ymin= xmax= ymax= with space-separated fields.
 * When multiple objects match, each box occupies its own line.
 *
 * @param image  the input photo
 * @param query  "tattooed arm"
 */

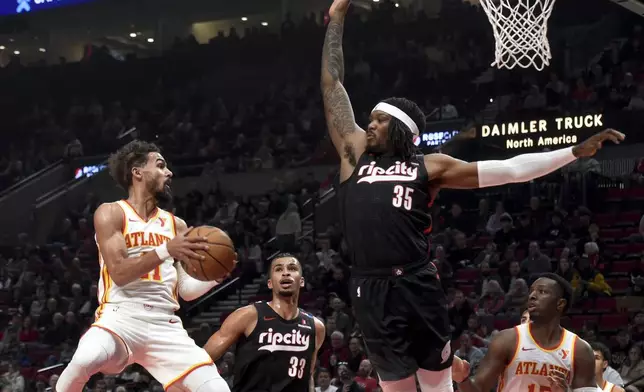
xmin=321 ymin=0 xmax=366 ymax=179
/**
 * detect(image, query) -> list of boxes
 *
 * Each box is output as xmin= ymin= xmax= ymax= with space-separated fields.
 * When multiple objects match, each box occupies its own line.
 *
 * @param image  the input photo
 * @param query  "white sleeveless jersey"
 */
xmin=601 ymin=381 xmax=616 ymax=392
xmin=498 ymin=323 xmax=578 ymax=392
xmin=96 ymin=200 xmax=180 ymax=316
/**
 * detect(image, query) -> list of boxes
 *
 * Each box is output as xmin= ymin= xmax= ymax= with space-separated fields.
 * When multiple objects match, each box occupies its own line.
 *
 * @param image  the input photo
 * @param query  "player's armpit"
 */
xmin=458 ymin=328 xmax=517 ymax=392
xmin=94 ymin=203 xmax=164 ymax=286
xmin=204 ymin=305 xmax=258 ymax=361
xmin=571 ymin=338 xmax=598 ymax=389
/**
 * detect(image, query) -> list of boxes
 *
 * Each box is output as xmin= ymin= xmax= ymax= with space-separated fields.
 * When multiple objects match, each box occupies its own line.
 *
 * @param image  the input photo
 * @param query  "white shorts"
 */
xmin=92 ymin=302 xmax=214 ymax=390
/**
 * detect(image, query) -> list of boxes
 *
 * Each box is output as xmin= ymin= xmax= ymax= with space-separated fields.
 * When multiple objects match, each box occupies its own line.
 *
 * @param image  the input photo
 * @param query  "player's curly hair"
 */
xmin=108 ymin=140 xmax=161 ymax=190
xmin=382 ymin=97 xmax=426 ymax=162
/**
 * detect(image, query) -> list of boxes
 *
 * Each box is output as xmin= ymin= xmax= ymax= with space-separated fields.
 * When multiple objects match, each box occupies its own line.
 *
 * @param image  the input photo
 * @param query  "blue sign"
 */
xmin=1 ymin=0 xmax=96 ymax=16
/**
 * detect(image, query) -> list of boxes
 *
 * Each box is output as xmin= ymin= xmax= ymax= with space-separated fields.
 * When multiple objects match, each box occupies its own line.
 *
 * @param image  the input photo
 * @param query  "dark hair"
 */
xmin=317 ymin=368 xmax=331 ymax=377
xmin=108 ymin=140 xmax=161 ymax=190
xmin=267 ymin=253 xmax=301 ymax=273
xmin=382 ymin=97 xmax=425 ymax=161
xmin=590 ymin=341 xmax=611 ymax=362
xmin=536 ymin=272 xmax=573 ymax=312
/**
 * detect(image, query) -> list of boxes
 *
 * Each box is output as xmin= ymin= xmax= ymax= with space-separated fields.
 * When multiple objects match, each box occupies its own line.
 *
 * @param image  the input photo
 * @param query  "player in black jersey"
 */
xmin=320 ymin=1 xmax=624 ymax=391
xmin=204 ymin=254 xmax=325 ymax=392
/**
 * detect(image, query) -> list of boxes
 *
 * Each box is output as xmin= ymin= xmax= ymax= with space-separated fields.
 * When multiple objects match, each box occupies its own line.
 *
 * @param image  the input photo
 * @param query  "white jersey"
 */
xmin=498 ymin=323 xmax=578 ymax=392
xmin=601 ymin=381 xmax=616 ymax=392
xmin=96 ymin=200 xmax=179 ymax=316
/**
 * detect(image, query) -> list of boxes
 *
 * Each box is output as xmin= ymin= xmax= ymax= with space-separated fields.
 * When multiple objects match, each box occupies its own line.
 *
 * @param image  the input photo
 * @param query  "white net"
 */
xmin=479 ymin=0 xmax=557 ymax=70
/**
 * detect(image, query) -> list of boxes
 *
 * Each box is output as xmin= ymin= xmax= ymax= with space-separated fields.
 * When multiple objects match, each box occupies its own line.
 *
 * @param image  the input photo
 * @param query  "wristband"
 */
xmin=155 ymin=243 xmax=171 ymax=261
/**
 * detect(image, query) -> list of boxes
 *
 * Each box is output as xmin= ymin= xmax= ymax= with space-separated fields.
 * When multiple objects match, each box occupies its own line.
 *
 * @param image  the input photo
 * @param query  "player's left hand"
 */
xmin=573 ymin=129 xmax=625 ymax=158
xmin=547 ymin=369 xmax=569 ymax=392
xmin=215 ymin=253 xmax=238 ymax=283
xmin=452 ymin=356 xmax=470 ymax=383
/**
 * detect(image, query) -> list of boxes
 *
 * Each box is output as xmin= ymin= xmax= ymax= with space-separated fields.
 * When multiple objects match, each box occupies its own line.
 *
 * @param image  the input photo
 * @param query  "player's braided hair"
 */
xmin=382 ymin=97 xmax=426 ymax=162
xmin=108 ymin=140 xmax=161 ymax=190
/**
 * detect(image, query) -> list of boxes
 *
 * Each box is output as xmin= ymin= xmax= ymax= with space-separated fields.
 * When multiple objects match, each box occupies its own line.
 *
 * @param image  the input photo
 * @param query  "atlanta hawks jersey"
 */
xmin=96 ymin=200 xmax=179 ymax=314
xmin=498 ymin=323 xmax=578 ymax=392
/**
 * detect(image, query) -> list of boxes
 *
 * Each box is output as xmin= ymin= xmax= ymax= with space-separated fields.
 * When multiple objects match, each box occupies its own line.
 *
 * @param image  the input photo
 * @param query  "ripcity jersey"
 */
xmin=232 ymin=302 xmax=316 ymax=392
xmin=498 ymin=323 xmax=578 ymax=392
xmin=96 ymin=200 xmax=180 ymax=316
xmin=338 ymin=153 xmax=433 ymax=271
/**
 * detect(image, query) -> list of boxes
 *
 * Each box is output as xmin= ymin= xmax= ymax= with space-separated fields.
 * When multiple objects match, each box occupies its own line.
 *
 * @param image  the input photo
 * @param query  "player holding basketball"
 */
xmin=57 ymin=141 xmax=231 ymax=392
xmin=592 ymin=342 xmax=625 ymax=392
xmin=321 ymin=1 xmax=624 ymax=391
xmin=456 ymin=274 xmax=597 ymax=392
xmin=203 ymin=254 xmax=326 ymax=392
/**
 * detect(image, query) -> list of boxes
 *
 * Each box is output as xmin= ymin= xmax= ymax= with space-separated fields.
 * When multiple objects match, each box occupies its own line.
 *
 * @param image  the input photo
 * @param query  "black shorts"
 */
xmin=351 ymin=261 xmax=453 ymax=381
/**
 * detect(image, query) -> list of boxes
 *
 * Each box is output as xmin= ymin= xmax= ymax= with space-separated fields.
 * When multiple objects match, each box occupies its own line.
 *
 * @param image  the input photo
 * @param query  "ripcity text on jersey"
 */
xmin=339 ymin=153 xmax=433 ymax=272
xmin=96 ymin=200 xmax=179 ymax=318
xmin=232 ymin=302 xmax=316 ymax=392
xmin=498 ymin=323 xmax=578 ymax=392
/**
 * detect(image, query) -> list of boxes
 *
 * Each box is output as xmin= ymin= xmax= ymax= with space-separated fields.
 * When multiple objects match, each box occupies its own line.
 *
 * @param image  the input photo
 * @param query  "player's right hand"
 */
xmin=329 ymin=0 xmax=351 ymax=19
xmin=166 ymin=227 xmax=209 ymax=263
xmin=547 ymin=369 xmax=568 ymax=392
xmin=452 ymin=356 xmax=470 ymax=383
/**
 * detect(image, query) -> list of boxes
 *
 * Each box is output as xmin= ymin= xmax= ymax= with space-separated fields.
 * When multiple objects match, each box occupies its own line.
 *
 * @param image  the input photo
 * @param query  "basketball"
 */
xmin=183 ymin=226 xmax=236 ymax=282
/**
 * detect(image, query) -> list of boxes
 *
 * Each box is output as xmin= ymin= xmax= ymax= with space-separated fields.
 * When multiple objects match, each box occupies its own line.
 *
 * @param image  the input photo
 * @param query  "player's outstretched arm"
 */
xmin=310 ymin=317 xmax=326 ymax=392
xmin=458 ymin=328 xmax=517 ymax=392
xmin=426 ymin=129 xmax=625 ymax=190
xmin=95 ymin=203 xmax=209 ymax=287
xmin=204 ymin=305 xmax=257 ymax=361
xmin=571 ymin=338 xmax=603 ymax=391
xmin=321 ymin=0 xmax=366 ymax=170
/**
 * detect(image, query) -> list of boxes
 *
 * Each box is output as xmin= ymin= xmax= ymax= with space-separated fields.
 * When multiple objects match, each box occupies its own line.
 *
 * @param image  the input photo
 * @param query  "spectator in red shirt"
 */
xmin=320 ymin=331 xmax=350 ymax=376
xmin=354 ymin=359 xmax=378 ymax=392
xmin=18 ymin=316 xmax=39 ymax=343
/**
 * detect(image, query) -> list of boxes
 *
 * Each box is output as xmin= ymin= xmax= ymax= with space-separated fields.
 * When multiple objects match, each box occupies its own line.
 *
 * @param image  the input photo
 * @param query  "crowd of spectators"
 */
xmin=0 ymin=0 xmax=643 ymax=391
xmin=0 ymin=0 xmax=493 ymax=191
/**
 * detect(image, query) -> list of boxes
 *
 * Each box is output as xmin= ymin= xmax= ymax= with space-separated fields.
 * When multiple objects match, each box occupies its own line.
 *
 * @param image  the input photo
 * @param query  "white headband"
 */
xmin=371 ymin=102 xmax=420 ymax=136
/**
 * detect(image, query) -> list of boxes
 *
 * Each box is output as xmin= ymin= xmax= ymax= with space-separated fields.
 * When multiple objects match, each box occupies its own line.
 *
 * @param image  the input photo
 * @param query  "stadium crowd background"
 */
xmin=0 ymin=0 xmax=644 ymax=391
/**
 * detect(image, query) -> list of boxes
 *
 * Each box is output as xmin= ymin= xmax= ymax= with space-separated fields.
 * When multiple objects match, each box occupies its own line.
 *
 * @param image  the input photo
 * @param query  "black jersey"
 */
xmin=232 ymin=302 xmax=317 ymax=392
xmin=338 ymin=153 xmax=433 ymax=273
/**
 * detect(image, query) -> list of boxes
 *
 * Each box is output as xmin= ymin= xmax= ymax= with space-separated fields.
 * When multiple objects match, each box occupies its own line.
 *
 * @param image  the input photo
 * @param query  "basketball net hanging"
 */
xmin=479 ymin=0 xmax=556 ymax=71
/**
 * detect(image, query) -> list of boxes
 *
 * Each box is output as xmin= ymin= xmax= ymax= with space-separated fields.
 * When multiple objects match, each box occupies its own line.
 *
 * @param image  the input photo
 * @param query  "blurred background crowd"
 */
xmin=0 ymin=0 xmax=644 ymax=391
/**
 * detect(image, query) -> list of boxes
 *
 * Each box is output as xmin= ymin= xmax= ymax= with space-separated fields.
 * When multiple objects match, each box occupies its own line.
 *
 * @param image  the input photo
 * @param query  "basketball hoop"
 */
xmin=479 ymin=0 xmax=556 ymax=71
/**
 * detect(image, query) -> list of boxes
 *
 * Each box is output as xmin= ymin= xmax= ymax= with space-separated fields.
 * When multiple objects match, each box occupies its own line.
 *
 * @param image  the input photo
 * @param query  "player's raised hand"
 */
xmin=166 ymin=226 xmax=209 ymax=263
xmin=329 ymin=0 xmax=351 ymax=19
xmin=572 ymin=129 xmax=625 ymax=158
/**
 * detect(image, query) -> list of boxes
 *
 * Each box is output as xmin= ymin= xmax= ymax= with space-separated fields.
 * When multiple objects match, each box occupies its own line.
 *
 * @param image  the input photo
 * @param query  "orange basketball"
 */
xmin=183 ymin=226 xmax=236 ymax=282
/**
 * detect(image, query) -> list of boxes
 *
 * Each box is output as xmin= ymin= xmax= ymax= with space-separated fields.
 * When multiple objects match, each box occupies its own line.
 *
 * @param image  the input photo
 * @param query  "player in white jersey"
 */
xmin=58 ymin=140 xmax=232 ymax=392
xmin=457 ymin=273 xmax=600 ymax=392
xmin=592 ymin=342 xmax=625 ymax=392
